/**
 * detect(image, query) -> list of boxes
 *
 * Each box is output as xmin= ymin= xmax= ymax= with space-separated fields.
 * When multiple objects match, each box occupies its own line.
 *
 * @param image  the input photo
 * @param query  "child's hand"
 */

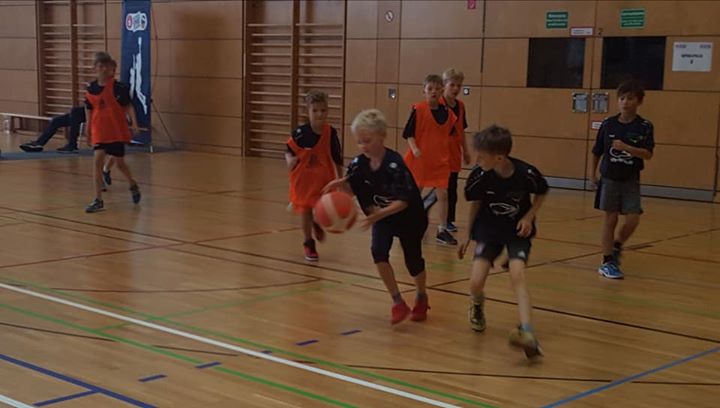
xmin=359 ymin=216 xmax=374 ymax=231
xmin=612 ymin=139 xmax=629 ymax=151
xmin=457 ymin=239 xmax=471 ymax=260
xmin=463 ymin=152 xmax=472 ymax=165
xmin=286 ymin=156 xmax=299 ymax=171
xmin=590 ymin=173 xmax=599 ymax=190
xmin=412 ymin=147 xmax=422 ymax=158
xmin=516 ymin=216 xmax=534 ymax=238
xmin=130 ymin=125 xmax=140 ymax=135
xmin=322 ymin=178 xmax=346 ymax=194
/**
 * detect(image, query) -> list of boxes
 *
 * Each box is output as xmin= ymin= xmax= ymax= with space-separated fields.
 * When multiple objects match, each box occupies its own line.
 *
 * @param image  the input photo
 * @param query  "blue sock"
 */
xmin=520 ymin=323 xmax=534 ymax=332
xmin=391 ymin=292 xmax=403 ymax=304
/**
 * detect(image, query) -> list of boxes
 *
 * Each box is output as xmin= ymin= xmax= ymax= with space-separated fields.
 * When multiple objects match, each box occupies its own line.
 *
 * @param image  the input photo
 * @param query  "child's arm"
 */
xmin=284 ymin=151 xmax=298 ymax=172
xmin=611 ymin=140 xmax=653 ymax=160
xmin=591 ymin=154 xmax=601 ymax=186
xmin=462 ymin=133 xmax=472 ymax=165
xmin=84 ymin=107 xmax=92 ymax=146
xmin=407 ymin=137 xmax=421 ymax=158
xmin=517 ymin=193 xmax=547 ymax=238
xmin=402 ymin=108 xmax=421 ymax=157
xmin=361 ymin=199 xmax=408 ymax=230
xmin=458 ymin=200 xmax=481 ymax=259
xmin=124 ymin=103 xmax=139 ymax=134
xmin=322 ymin=176 xmax=351 ymax=195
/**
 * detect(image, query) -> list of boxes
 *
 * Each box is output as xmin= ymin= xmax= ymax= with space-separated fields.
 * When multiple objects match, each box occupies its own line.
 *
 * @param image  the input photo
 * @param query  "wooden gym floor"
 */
xmin=0 ymin=151 xmax=718 ymax=408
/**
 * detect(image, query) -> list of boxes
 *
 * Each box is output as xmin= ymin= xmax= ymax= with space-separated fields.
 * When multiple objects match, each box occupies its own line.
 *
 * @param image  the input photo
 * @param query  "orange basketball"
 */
xmin=313 ymin=191 xmax=357 ymax=233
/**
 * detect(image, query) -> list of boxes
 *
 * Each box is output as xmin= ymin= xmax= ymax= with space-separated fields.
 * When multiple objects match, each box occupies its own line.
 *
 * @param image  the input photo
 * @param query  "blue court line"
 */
xmin=0 ymin=354 xmax=155 ymax=408
xmin=195 ymin=361 xmax=221 ymax=369
xmin=542 ymin=346 xmax=720 ymax=407
xmin=341 ymin=329 xmax=362 ymax=336
xmin=34 ymin=390 xmax=97 ymax=406
xmin=138 ymin=374 xmax=166 ymax=383
xmin=295 ymin=339 xmax=319 ymax=346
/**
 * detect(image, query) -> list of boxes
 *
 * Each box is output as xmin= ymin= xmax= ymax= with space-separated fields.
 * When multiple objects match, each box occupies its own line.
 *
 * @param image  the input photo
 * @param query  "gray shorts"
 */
xmin=595 ymin=177 xmax=642 ymax=214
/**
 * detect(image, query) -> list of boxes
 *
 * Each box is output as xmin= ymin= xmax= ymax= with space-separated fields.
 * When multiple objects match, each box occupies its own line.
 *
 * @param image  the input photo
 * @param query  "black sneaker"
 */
xmin=446 ymin=221 xmax=458 ymax=232
xmin=130 ymin=183 xmax=141 ymax=204
xmin=57 ymin=145 xmax=79 ymax=154
xmin=422 ymin=188 xmax=438 ymax=212
xmin=19 ymin=142 xmax=43 ymax=152
xmin=85 ymin=199 xmax=104 ymax=213
xmin=436 ymin=229 xmax=457 ymax=245
xmin=469 ymin=297 xmax=486 ymax=332
xmin=102 ymin=169 xmax=112 ymax=186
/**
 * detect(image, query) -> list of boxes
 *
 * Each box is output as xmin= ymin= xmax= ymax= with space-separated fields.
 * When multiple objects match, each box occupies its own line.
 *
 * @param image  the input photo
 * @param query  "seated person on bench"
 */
xmin=19 ymin=106 xmax=85 ymax=153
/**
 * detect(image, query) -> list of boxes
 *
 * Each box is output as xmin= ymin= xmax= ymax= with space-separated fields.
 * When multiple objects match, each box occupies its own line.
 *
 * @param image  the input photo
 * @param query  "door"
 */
xmin=481 ymin=1 xmax=597 ymax=189
xmin=589 ymin=2 xmax=720 ymax=201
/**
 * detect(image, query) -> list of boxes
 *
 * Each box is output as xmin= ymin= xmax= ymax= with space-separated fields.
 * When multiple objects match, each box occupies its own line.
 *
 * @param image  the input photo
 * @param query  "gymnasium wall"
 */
xmin=0 ymin=2 xmax=39 ymax=116
xmin=107 ymin=0 xmax=245 ymax=155
xmin=345 ymin=0 xmax=720 ymax=199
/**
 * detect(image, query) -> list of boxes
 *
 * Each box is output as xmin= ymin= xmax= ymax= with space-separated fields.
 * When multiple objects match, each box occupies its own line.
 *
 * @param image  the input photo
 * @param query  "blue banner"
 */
xmin=120 ymin=0 xmax=151 ymax=145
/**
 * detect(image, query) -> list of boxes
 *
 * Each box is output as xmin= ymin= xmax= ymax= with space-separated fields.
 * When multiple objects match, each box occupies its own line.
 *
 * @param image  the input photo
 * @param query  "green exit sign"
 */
xmin=621 ymin=8 xmax=645 ymax=28
xmin=546 ymin=11 xmax=568 ymax=29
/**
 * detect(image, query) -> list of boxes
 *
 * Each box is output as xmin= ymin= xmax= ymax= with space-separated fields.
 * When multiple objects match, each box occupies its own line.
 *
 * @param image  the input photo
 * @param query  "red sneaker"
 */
xmin=312 ymin=222 xmax=326 ymax=243
xmin=410 ymin=296 xmax=430 ymax=322
xmin=303 ymin=240 xmax=318 ymax=261
xmin=391 ymin=301 xmax=410 ymax=324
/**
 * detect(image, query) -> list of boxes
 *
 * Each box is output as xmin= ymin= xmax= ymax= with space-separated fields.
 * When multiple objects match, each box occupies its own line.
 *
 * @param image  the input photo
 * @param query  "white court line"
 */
xmin=0 ymin=283 xmax=459 ymax=408
xmin=0 ymin=394 xmax=34 ymax=408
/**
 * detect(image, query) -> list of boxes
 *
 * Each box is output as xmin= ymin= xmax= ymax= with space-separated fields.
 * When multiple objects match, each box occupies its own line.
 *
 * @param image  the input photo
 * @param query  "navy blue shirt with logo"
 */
xmin=346 ymin=148 xmax=424 ymax=226
xmin=465 ymin=158 xmax=549 ymax=242
xmin=592 ymin=114 xmax=655 ymax=181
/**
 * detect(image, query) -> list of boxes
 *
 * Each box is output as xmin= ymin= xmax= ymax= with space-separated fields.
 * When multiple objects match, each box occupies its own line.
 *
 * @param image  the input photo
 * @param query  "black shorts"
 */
xmin=474 ymin=239 xmax=532 ymax=263
xmin=371 ymin=216 xmax=428 ymax=277
xmin=94 ymin=142 xmax=126 ymax=157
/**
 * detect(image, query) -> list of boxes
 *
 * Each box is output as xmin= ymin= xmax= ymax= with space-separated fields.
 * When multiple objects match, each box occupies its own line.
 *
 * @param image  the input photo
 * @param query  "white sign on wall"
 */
xmin=672 ymin=42 xmax=713 ymax=72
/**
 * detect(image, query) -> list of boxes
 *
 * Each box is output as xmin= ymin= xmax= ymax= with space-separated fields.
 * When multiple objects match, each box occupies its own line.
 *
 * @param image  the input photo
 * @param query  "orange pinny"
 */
xmin=403 ymin=101 xmax=457 ymax=189
xmin=442 ymin=97 xmax=466 ymax=173
xmin=85 ymin=78 xmax=131 ymax=145
xmin=287 ymin=123 xmax=337 ymax=213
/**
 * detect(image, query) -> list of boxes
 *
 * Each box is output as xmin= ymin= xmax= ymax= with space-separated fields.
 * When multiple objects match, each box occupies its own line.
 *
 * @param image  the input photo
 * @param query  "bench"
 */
xmin=1 ymin=112 xmax=53 ymax=135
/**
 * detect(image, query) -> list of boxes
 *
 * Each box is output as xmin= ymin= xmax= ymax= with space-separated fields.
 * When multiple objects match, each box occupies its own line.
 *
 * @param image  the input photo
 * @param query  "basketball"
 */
xmin=313 ymin=191 xmax=357 ymax=233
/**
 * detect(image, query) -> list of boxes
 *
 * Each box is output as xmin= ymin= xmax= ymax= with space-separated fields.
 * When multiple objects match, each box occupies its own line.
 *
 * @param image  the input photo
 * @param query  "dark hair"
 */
xmin=617 ymin=80 xmax=645 ymax=100
xmin=473 ymin=125 xmax=512 ymax=155
xmin=93 ymin=51 xmax=115 ymax=67
xmin=423 ymin=74 xmax=443 ymax=87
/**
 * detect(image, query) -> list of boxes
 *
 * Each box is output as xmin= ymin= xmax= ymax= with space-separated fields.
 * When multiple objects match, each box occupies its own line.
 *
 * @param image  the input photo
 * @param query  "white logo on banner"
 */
xmin=129 ymin=37 xmax=148 ymax=115
xmin=125 ymin=12 xmax=148 ymax=32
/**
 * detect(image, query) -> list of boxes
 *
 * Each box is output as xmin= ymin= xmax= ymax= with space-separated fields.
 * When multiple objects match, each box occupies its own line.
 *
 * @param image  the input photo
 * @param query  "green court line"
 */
xmin=0 ymin=302 xmax=355 ymax=408
xmin=3 ymin=277 xmax=496 ymax=408
xmin=529 ymin=282 xmax=720 ymax=319
xmin=93 ymin=280 xmax=352 ymax=332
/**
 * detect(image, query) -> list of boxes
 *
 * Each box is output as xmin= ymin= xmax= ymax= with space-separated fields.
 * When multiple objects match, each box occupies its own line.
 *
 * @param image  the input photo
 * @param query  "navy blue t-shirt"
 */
xmin=592 ymin=114 xmax=655 ymax=181
xmin=465 ymin=158 xmax=549 ymax=242
xmin=346 ymin=148 xmax=424 ymax=226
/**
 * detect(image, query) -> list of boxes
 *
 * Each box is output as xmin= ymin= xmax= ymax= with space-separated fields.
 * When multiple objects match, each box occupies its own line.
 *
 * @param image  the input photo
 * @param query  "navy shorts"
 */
xmin=94 ymin=142 xmax=126 ymax=157
xmin=473 ymin=239 xmax=532 ymax=263
xmin=371 ymin=216 xmax=428 ymax=276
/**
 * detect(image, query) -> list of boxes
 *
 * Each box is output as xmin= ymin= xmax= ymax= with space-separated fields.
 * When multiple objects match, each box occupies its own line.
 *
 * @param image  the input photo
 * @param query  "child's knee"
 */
xmin=404 ymin=257 xmax=425 ymax=277
xmin=508 ymin=266 xmax=527 ymax=286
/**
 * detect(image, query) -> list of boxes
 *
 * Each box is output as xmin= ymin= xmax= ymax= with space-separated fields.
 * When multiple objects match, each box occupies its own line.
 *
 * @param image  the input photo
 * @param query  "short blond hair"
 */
xmin=304 ymin=89 xmax=328 ymax=106
xmin=442 ymin=68 xmax=464 ymax=84
xmin=351 ymin=109 xmax=387 ymax=134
